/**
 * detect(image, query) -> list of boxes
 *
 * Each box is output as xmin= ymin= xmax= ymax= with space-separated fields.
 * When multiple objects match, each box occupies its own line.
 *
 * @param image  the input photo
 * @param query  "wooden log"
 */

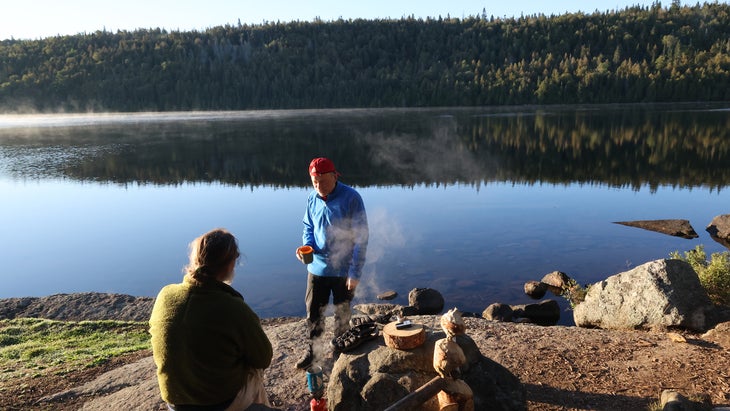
xmin=383 ymin=321 xmax=426 ymax=350
xmin=383 ymin=376 xmax=446 ymax=411
xmin=433 ymin=338 xmax=466 ymax=378
xmin=438 ymin=379 xmax=474 ymax=411
xmin=438 ymin=403 xmax=459 ymax=411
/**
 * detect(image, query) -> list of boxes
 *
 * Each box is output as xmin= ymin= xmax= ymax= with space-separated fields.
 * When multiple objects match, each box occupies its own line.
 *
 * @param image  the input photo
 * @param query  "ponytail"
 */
xmin=185 ymin=229 xmax=240 ymax=280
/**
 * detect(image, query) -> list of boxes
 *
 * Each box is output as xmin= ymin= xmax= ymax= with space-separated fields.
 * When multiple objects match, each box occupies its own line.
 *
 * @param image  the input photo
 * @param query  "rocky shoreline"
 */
xmin=2 ymin=292 xmax=730 ymax=410
xmin=0 ymin=292 xmax=156 ymax=322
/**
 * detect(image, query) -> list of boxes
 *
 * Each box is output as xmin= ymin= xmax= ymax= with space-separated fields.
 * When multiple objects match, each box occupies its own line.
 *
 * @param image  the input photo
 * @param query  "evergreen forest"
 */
xmin=1 ymin=1 xmax=730 ymax=112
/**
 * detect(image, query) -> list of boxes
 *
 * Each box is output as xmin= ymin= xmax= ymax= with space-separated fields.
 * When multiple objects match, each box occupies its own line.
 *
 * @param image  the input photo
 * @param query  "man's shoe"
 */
xmin=296 ymin=348 xmax=313 ymax=369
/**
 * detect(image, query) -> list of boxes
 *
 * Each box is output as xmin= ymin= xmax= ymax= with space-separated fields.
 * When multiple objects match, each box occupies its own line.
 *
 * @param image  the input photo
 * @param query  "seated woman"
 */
xmin=149 ymin=228 xmax=273 ymax=411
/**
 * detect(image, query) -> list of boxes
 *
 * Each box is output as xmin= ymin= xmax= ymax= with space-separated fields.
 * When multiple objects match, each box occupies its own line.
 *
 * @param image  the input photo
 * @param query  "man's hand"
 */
xmin=346 ymin=278 xmax=359 ymax=291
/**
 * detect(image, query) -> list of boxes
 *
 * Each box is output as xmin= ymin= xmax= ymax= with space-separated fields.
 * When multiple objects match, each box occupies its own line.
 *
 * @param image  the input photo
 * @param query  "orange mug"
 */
xmin=297 ymin=245 xmax=314 ymax=264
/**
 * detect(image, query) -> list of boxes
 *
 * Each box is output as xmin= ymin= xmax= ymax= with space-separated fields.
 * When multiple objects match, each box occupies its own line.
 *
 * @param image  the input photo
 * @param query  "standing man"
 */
xmin=296 ymin=157 xmax=369 ymax=370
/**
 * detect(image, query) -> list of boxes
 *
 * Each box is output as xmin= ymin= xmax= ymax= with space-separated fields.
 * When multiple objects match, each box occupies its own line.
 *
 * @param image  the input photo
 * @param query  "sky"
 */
xmin=1 ymin=0 xmax=698 ymax=41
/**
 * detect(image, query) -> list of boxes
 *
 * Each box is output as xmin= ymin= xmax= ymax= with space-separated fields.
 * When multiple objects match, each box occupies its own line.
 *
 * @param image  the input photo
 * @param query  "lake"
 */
xmin=1 ymin=104 xmax=729 ymax=325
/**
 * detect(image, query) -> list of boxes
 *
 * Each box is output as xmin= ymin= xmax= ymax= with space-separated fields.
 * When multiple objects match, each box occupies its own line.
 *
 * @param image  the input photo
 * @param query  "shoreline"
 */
xmin=2 ymin=292 xmax=730 ymax=410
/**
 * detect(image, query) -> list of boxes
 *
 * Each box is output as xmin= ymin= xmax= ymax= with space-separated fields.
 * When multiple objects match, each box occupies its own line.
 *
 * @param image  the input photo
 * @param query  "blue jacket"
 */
xmin=302 ymin=182 xmax=368 ymax=279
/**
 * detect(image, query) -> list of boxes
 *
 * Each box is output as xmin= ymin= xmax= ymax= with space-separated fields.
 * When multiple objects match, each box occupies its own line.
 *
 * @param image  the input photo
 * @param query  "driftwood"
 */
xmin=383 ymin=376 xmax=446 ymax=411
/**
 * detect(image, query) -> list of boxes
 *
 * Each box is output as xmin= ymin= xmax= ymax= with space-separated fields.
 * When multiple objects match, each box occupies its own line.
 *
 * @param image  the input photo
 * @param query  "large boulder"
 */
xmin=706 ymin=214 xmax=730 ymax=250
xmin=408 ymin=288 xmax=445 ymax=315
xmin=573 ymin=259 xmax=713 ymax=331
xmin=326 ymin=320 xmax=525 ymax=411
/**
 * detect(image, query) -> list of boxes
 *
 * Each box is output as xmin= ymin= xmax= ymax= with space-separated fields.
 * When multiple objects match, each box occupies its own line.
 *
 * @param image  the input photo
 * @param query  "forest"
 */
xmin=1 ymin=1 xmax=729 ymax=112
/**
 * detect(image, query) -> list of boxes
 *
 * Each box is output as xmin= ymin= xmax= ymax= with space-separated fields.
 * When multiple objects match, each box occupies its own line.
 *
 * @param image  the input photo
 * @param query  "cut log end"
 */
xmin=383 ymin=321 xmax=426 ymax=350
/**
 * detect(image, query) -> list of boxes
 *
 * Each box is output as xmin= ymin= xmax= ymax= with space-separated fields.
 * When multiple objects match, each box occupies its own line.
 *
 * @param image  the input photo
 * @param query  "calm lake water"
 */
xmin=1 ymin=104 xmax=729 ymax=325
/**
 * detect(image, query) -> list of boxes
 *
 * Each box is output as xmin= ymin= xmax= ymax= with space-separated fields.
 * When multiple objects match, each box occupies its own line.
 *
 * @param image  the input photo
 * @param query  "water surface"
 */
xmin=1 ymin=104 xmax=729 ymax=324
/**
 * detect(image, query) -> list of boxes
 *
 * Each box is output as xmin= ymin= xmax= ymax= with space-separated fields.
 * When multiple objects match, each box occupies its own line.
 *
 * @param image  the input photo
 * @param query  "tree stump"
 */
xmin=383 ymin=321 xmax=426 ymax=350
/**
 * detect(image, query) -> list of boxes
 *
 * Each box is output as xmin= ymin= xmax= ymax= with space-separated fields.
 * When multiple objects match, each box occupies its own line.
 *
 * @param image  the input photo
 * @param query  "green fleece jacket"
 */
xmin=149 ymin=274 xmax=273 ymax=406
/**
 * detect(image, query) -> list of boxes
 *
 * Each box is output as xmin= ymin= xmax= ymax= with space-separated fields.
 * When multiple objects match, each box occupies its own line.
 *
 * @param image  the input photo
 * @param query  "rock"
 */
xmin=408 ymin=288 xmax=444 ymax=315
xmin=326 ymin=323 xmax=526 ymax=411
xmin=523 ymin=281 xmax=547 ymax=299
xmin=353 ymin=303 xmax=418 ymax=318
xmin=482 ymin=303 xmax=513 ymax=322
xmin=39 ymin=356 xmax=159 ymax=409
xmin=666 ymin=332 xmax=688 ymax=343
xmin=573 ymin=259 xmax=713 ymax=331
xmin=0 ymin=293 xmax=154 ymax=321
xmin=19 ymin=310 xmax=730 ymax=411
xmin=613 ymin=219 xmax=699 ymax=239
xmin=377 ymin=290 xmax=398 ymax=300
xmin=706 ymin=214 xmax=730 ymax=250
xmin=511 ymin=299 xmax=561 ymax=326
xmin=540 ymin=271 xmax=573 ymax=295
xmin=702 ymin=321 xmax=730 ymax=350
xmin=482 ymin=300 xmax=560 ymax=326
xmin=660 ymin=389 xmax=712 ymax=411
xmin=452 ymin=334 xmax=481 ymax=370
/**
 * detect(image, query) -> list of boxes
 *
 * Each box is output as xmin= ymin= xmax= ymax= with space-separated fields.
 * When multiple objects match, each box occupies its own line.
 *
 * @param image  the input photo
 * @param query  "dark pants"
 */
xmin=305 ymin=273 xmax=353 ymax=340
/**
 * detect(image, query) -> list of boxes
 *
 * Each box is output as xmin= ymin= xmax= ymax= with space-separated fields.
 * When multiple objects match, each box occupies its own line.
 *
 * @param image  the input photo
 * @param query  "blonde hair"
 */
xmin=185 ymin=228 xmax=240 ymax=279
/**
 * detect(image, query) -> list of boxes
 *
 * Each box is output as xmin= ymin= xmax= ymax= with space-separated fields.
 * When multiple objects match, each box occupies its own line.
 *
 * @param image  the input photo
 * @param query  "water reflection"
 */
xmin=1 ymin=104 xmax=729 ymax=324
xmin=1 ymin=104 xmax=729 ymax=190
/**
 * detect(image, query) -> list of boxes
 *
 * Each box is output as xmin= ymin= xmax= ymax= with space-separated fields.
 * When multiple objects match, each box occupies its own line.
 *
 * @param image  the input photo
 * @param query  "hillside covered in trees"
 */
xmin=1 ymin=1 xmax=729 ymax=113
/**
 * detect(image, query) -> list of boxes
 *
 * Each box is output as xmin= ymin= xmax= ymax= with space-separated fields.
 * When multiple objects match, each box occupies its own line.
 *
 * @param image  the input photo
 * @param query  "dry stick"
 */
xmin=383 ymin=376 xmax=447 ymax=411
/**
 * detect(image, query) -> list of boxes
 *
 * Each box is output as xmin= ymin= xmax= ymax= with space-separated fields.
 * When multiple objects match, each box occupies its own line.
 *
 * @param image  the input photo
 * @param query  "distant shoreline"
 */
xmin=0 ymin=292 xmax=155 ymax=322
xmin=0 ymin=292 xmax=305 ymax=326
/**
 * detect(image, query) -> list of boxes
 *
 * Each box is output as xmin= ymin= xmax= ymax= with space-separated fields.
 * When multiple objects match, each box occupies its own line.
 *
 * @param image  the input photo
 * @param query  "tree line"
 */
xmin=1 ymin=1 xmax=729 ymax=112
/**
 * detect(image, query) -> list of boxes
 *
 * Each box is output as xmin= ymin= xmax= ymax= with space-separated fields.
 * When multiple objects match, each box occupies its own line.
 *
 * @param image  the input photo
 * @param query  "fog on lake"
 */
xmin=1 ymin=104 xmax=729 ymax=324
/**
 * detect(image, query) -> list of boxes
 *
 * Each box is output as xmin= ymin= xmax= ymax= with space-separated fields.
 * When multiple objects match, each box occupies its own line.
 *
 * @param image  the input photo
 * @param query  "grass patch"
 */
xmin=0 ymin=318 xmax=150 ymax=383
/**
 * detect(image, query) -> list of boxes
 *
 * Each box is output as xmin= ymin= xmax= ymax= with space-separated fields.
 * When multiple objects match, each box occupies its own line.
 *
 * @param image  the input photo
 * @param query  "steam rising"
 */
xmin=356 ymin=207 xmax=406 ymax=301
xmin=349 ymin=118 xmax=488 ymax=301
xmin=365 ymin=119 xmax=487 ymax=185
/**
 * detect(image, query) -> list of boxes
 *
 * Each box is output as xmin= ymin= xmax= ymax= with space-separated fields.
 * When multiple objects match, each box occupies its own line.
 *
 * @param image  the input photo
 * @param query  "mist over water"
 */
xmin=1 ymin=104 xmax=729 ymax=325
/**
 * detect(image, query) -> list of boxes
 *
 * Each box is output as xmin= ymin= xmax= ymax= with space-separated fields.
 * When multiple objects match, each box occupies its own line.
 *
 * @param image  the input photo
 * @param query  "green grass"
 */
xmin=0 ymin=318 xmax=150 ymax=383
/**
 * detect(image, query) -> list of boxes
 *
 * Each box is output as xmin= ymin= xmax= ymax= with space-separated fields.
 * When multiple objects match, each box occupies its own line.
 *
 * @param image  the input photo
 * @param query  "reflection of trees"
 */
xmin=2 ymin=106 xmax=729 ymax=190
xmin=462 ymin=106 xmax=730 ymax=190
